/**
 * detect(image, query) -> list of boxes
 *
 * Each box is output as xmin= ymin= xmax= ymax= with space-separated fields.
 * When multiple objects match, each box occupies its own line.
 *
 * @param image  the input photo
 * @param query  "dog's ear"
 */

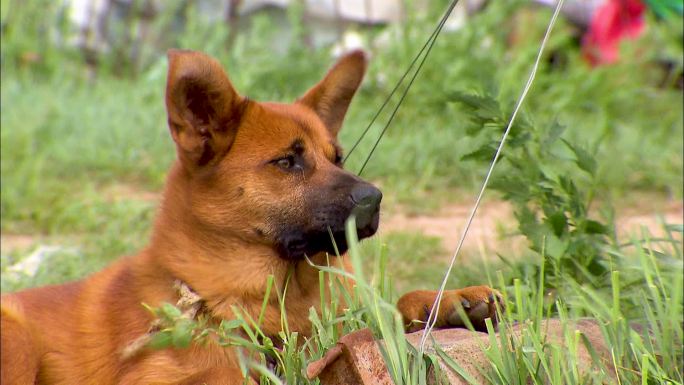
xmin=297 ymin=50 xmax=367 ymax=137
xmin=165 ymin=49 xmax=246 ymax=167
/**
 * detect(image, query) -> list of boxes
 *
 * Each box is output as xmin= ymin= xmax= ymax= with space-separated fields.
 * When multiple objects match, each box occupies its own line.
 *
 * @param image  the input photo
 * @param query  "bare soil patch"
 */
xmin=381 ymin=197 xmax=683 ymax=259
xmin=101 ymin=183 xmax=160 ymax=203
xmin=1 ymin=234 xmax=37 ymax=256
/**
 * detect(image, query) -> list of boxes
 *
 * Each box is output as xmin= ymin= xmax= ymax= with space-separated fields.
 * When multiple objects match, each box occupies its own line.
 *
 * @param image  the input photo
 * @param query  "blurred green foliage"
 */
xmin=1 ymin=0 xmax=682 ymax=290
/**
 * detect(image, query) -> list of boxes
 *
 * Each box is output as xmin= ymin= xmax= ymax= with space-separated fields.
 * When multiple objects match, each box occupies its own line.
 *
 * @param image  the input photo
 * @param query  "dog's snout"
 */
xmin=350 ymin=184 xmax=383 ymax=209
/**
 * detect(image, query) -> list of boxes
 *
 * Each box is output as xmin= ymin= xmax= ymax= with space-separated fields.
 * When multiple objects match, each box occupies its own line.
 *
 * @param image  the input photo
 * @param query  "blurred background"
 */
xmin=1 ymin=0 xmax=682 ymax=293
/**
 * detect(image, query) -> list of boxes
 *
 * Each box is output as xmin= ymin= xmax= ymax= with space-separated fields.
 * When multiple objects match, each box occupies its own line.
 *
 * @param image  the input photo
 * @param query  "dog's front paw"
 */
xmin=397 ymin=286 xmax=504 ymax=333
xmin=446 ymin=286 xmax=504 ymax=332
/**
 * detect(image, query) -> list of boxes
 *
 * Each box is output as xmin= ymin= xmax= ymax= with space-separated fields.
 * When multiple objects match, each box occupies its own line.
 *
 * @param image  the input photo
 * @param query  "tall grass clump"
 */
xmin=142 ymin=216 xmax=682 ymax=384
xmin=140 ymin=216 xmax=443 ymax=384
xmin=467 ymin=224 xmax=683 ymax=384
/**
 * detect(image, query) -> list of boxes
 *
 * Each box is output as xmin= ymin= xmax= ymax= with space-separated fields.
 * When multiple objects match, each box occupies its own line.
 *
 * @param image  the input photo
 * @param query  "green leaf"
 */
xmin=219 ymin=319 xmax=244 ymax=332
xmin=539 ymin=164 xmax=560 ymax=182
xmin=586 ymin=256 xmax=608 ymax=277
xmin=490 ymin=176 xmax=530 ymax=203
xmin=582 ymin=219 xmax=609 ymax=235
xmin=543 ymin=120 xmax=566 ymax=146
xmin=148 ymin=330 xmax=173 ymax=350
xmin=482 ymin=122 xmax=503 ymax=134
xmin=261 ymin=336 xmax=274 ymax=350
xmin=545 ymin=211 xmax=567 ymax=236
xmin=558 ymin=175 xmax=580 ymax=197
xmin=562 ymin=139 xmax=597 ymax=175
xmin=449 ymin=91 xmax=502 ymax=121
xmin=160 ymin=303 xmax=182 ymax=320
xmin=172 ymin=319 xmax=194 ymax=349
xmin=508 ymin=131 xmax=532 ymax=147
xmin=544 ymin=234 xmax=569 ymax=258
xmin=461 ymin=145 xmax=497 ymax=162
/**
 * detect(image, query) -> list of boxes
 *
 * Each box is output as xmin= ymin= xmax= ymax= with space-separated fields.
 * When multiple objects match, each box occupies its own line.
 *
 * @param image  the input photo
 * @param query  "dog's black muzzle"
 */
xmin=275 ymin=180 xmax=382 ymax=260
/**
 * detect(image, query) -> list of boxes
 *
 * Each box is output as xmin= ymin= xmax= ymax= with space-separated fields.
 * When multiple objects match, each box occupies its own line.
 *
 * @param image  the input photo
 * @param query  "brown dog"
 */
xmin=1 ymin=50 xmax=501 ymax=385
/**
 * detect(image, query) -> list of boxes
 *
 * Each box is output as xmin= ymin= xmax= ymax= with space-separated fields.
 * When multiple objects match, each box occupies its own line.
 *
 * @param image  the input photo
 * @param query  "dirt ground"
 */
xmin=1 ymin=234 xmax=36 ymax=256
xmin=380 ymin=197 xmax=683 ymax=258
xmin=2 ymin=187 xmax=682 ymax=260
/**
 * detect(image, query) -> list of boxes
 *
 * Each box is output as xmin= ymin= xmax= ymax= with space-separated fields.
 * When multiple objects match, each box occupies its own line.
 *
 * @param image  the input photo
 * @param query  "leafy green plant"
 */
xmin=452 ymin=91 xmax=615 ymax=289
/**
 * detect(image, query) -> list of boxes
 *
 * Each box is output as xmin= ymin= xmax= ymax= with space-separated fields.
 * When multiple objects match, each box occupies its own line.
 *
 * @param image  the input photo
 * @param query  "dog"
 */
xmin=1 ymin=49 xmax=502 ymax=385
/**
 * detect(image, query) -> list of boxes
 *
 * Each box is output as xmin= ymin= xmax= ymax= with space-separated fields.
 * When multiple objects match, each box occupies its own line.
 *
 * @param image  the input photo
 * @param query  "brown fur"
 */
xmin=1 ymin=50 xmax=501 ymax=385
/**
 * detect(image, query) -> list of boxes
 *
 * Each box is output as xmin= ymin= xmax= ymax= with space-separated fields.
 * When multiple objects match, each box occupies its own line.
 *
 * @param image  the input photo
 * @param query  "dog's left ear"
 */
xmin=297 ymin=50 xmax=367 ymax=137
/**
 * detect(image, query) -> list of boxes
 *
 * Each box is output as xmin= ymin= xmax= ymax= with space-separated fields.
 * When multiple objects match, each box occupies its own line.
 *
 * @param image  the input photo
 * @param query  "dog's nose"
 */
xmin=350 ymin=184 xmax=382 ymax=230
xmin=350 ymin=184 xmax=383 ymax=210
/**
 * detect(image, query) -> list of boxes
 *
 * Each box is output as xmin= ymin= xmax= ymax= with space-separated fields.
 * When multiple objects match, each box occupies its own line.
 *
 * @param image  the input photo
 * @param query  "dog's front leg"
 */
xmin=397 ymin=286 xmax=505 ymax=333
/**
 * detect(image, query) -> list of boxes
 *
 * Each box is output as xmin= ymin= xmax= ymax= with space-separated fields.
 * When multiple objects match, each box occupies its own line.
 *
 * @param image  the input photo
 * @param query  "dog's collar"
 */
xmin=173 ymin=280 xmax=204 ymax=313
xmin=121 ymin=280 xmax=205 ymax=360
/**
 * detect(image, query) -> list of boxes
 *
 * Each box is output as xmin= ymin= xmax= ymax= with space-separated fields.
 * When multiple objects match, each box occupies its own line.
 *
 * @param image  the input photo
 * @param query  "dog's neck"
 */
xmin=138 ymin=163 xmax=345 ymax=335
xmin=147 ymin=217 xmax=285 ymax=308
xmin=153 ymin=223 xmax=343 ymax=328
xmin=142 ymin=233 xmax=334 ymax=335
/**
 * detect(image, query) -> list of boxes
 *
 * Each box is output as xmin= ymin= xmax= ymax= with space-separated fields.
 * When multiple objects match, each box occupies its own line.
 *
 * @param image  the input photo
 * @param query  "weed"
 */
xmin=141 ymin=219 xmax=682 ymax=384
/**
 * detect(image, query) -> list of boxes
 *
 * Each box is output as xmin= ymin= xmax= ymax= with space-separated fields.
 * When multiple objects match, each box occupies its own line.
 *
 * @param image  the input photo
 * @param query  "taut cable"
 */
xmin=418 ymin=0 xmax=566 ymax=353
xmin=345 ymin=0 xmax=460 ymax=174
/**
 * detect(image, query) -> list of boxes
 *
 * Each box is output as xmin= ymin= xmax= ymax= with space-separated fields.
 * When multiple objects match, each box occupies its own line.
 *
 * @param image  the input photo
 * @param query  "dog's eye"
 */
xmin=334 ymin=153 xmax=343 ymax=166
xmin=275 ymin=156 xmax=295 ymax=170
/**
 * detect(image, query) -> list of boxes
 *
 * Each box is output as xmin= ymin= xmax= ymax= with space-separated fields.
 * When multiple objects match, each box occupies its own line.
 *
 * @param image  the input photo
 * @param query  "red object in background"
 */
xmin=582 ymin=0 xmax=646 ymax=65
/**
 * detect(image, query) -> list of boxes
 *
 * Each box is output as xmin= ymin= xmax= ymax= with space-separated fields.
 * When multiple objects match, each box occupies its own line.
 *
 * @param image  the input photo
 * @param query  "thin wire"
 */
xmin=357 ymin=0 xmax=459 ymax=175
xmin=418 ymin=0 xmax=566 ymax=353
xmin=344 ymin=0 xmax=460 ymax=164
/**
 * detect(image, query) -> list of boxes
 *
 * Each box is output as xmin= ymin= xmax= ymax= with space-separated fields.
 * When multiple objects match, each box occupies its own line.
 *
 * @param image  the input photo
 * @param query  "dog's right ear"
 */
xmin=297 ymin=50 xmax=367 ymax=138
xmin=165 ymin=49 xmax=246 ymax=168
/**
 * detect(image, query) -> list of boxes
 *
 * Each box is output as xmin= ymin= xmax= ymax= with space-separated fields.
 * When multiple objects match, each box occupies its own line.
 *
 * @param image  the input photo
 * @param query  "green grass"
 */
xmin=359 ymin=231 xmax=510 ymax=294
xmin=1 ymin=1 xmax=683 ymax=383
xmin=2 ymin=3 xmax=682 ymax=236
xmin=144 ymin=220 xmax=682 ymax=384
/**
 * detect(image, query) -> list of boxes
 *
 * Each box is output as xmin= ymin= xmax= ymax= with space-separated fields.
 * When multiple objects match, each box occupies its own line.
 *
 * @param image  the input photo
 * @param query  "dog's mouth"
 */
xmin=275 ymin=210 xmax=379 ymax=260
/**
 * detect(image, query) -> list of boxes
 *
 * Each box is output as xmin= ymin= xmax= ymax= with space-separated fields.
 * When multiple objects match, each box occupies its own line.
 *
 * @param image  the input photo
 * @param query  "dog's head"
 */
xmin=164 ymin=49 xmax=381 ymax=260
